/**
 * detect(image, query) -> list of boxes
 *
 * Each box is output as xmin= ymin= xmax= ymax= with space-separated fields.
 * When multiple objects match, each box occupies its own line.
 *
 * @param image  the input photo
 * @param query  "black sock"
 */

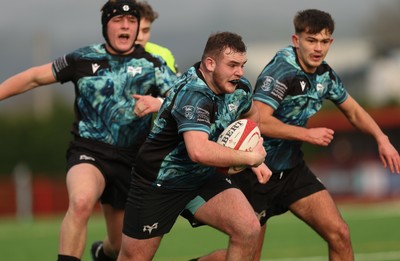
xmin=57 ymin=254 xmax=80 ymax=261
xmin=96 ymin=245 xmax=116 ymax=261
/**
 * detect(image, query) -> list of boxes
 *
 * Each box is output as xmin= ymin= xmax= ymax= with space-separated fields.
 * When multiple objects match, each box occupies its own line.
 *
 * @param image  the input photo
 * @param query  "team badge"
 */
xmin=316 ymin=83 xmax=324 ymax=95
xmin=183 ymin=105 xmax=195 ymax=120
xmin=261 ymin=76 xmax=274 ymax=92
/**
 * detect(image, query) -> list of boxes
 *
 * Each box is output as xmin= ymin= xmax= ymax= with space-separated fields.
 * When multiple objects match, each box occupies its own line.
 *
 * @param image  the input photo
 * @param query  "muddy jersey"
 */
xmin=135 ymin=62 xmax=253 ymax=190
xmin=254 ymin=46 xmax=348 ymax=172
xmin=52 ymin=44 xmax=176 ymax=148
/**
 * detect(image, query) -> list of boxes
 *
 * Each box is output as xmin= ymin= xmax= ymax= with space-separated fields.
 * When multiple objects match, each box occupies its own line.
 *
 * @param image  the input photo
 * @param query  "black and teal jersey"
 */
xmin=135 ymin=62 xmax=253 ymax=190
xmin=52 ymin=44 xmax=176 ymax=148
xmin=254 ymin=46 xmax=348 ymax=172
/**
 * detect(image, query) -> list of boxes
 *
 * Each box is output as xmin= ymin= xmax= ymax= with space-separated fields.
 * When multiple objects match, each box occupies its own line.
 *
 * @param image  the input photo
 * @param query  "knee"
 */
xmin=326 ymin=221 xmax=351 ymax=247
xmin=68 ymin=195 xmax=95 ymax=219
xmin=232 ymin=216 xmax=260 ymax=243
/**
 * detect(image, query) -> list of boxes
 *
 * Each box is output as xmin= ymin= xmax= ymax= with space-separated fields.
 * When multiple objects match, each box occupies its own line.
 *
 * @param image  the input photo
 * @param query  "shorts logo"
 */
xmin=256 ymin=210 xmax=266 ymax=221
xmin=143 ymin=222 xmax=158 ymax=234
xmin=225 ymin=178 xmax=232 ymax=184
xmin=79 ymin=154 xmax=95 ymax=161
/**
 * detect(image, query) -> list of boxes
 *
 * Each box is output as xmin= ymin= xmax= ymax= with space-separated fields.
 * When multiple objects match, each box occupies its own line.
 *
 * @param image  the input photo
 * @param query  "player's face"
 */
xmin=106 ymin=14 xmax=139 ymax=54
xmin=211 ymin=48 xmax=247 ymax=94
xmin=135 ymin=18 xmax=151 ymax=47
xmin=292 ymin=28 xmax=333 ymax=73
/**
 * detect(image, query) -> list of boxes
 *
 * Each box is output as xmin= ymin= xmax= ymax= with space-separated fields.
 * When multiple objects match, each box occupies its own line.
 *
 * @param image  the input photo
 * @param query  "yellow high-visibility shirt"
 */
xmin=145 ymin=42 xmax=178 ymax=74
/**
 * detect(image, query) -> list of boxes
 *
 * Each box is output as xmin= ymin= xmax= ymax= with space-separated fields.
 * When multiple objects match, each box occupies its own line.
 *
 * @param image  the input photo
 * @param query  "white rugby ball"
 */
xmin=216 ymin=119 xmax=261 ymax=174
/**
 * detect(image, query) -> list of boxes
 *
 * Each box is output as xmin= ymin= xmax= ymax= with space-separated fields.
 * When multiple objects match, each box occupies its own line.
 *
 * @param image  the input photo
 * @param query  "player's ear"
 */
xmin=204 ymin=56 xmax=216 ymax=72
xmin=292 ymin=34 xmax=299 ymax=48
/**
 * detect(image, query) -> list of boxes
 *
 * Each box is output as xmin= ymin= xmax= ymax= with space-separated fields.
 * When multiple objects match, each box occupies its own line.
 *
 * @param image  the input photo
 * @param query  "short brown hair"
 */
xmin=202 ymin=32 xmax=246 ymax=61
xmin=293 ymin=9 xmax=335 ymax=35
xmin=137 ymin=1 xmax=158 ymax=22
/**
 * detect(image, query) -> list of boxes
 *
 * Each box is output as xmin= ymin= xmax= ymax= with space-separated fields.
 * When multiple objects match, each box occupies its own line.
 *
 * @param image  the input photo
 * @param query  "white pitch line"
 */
xmin=261 ymin=251 xmax=400 ymax=261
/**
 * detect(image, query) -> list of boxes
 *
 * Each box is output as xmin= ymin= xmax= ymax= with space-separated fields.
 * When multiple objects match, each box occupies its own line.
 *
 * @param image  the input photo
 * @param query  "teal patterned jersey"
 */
xmin=254 ymin=46 xmax=348 ymax=172
xmin=52 ymin=44 xmax=176 ymax=148
xmin=135 ymin=62 xmax=253 ymax=190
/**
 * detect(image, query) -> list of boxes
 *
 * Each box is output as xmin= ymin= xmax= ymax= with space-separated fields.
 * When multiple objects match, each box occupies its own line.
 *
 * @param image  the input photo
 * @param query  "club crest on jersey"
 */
xmin=261 ymin=76 xmax=274 ymax=92
xmin=228 ymin=101 xmax=239 ymax=112
xmin=143 ymin=222 xmax=158 ymax=234
xmin=127 ymin=66 xmax=142 ymax=76
xmin=183 ymin=105 xmax=195 ymax=120
xmin=316 ymin=83 xmax=325 ymax=95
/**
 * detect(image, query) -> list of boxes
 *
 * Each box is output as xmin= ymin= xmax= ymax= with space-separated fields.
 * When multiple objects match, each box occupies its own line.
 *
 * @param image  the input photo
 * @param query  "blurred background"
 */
xmin=1 ymin=0 xmax=400 ymax=218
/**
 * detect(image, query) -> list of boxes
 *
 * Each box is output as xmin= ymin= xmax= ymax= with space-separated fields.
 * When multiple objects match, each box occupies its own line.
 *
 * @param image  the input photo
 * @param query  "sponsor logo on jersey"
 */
xmin=300 ymin=81 xmax=307 ymax=91
xmin=197 ymin=107 xmax=210 ymax=124
xmin=143 ymin=222 xmax=158 ymax=234
xmin=127 ymin=66 xmax=142 ymax=76
xmin=92 ymin=63 xmax=101 ymax=74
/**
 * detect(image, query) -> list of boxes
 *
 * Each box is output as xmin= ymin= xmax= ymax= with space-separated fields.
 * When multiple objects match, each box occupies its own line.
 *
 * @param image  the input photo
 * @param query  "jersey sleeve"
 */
xmin=52 ymin=53 xmax=76 ymax=84
xmin=172 ymin=88 xmax=214 ymax=135
xmin=253 ymin=55 xmax=294 ymax=110
xmin=326 ymin=69 xmax=349 ymax=105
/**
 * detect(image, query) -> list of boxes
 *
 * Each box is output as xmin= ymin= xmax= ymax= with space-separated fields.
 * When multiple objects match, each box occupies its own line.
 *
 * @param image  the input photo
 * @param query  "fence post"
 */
xmin=13 ymin=163 xmax=33 ymax=221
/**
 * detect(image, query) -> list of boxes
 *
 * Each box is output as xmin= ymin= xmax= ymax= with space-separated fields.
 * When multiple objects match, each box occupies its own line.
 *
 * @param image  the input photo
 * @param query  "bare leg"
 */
xmin=194 ymin=188 xmax=260 ymax=261
xmin=197 ymin=224 xmax=266 ymax=261
xmin=117 ymin=234 xmax=162 ymax=261
xmin=289 ymin=190 xmax=354 ymax=261
xmin=101 ymin=204 xmax=125 ymax=258
xmin=59 ymin=164 xmax=105 ymax=258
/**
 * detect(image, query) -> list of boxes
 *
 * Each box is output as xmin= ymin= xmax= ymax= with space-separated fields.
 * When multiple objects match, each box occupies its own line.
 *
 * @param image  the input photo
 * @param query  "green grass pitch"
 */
xmin=1 ymin=201 xmax=400 ymax=261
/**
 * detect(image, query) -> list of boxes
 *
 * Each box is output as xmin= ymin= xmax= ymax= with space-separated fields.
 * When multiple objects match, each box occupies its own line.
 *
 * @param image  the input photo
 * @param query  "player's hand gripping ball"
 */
xmin=216 ymin=119 xmax=261 ymax=174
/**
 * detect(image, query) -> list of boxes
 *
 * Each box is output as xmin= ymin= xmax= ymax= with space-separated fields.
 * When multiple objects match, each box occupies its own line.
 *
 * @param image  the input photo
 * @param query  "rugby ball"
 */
xmin=216 ymin=119 xmax=261 ymax=174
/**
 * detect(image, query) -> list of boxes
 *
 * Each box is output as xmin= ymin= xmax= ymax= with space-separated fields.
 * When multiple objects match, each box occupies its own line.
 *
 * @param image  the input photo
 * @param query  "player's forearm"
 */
xmin=0 ymin=72 xmax=36 ymax=100
xmin=259 ymin=116 xmax=306 ymax=141
xmin=346 ymin=105 xmax=386 ymax=142
xmin=188 ymin=139 xmax=261 ymax=168
xmin=0 ymin=64 xmax=55 ymax=101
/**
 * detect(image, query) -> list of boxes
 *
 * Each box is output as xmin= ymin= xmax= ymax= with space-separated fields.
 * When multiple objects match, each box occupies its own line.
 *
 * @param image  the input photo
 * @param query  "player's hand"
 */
xmin=377 ymin=136 xmax=400 ymax=174
xmin=306 ymin=127 xmax=334 ymax=146
xmin=251 ymin=163 xmax=272 ymax=184
xmin=250 ymin=137 xmax=267 ymax=167
xmin=133 ymin=94 xmax=162 ymax=117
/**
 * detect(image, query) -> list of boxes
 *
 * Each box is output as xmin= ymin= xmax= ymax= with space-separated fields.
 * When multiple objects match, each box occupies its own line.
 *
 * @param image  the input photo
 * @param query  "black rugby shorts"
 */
xmin=66 ymin=137 xmax=137 ymax=209
xmin=232 ymin=160 xmax=326 ymax=226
